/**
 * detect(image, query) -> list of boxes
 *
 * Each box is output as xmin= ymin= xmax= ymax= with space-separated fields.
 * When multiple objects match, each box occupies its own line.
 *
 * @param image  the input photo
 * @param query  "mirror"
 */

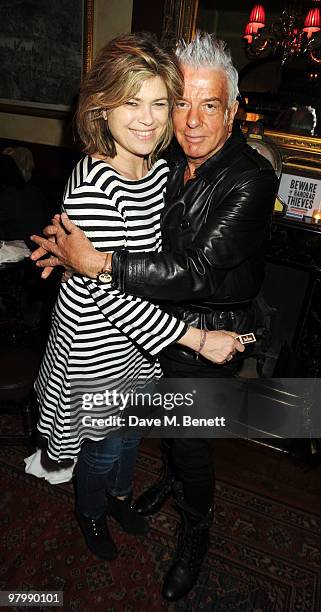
xmin=169 ymin=0 xmax=321 ymax=138
xmin=197 ymin=0 xmax=321 ymax=137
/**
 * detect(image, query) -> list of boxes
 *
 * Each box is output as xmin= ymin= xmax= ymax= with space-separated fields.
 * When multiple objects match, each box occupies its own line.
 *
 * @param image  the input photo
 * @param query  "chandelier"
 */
xmin=243 ymin=2 xmax=321 ymax=64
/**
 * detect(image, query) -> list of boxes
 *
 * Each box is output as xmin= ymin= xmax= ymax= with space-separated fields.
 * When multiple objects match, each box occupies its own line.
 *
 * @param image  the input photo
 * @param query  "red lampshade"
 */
xmin=243 ymin=22 xmax=256 ymax=44
xmin=303 ymin=8 xmax=321 ymax=38
xmin=248 ymin=4 xmax=266 ymax=33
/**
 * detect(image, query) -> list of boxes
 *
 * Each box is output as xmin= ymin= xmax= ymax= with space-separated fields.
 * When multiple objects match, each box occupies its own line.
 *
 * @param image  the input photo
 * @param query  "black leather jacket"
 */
xmin=112 ymin=126 xmax=278 ymax=362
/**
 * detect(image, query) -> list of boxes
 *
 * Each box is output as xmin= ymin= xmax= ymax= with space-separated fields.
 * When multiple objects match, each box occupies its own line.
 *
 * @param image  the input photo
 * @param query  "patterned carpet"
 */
xmin=1 ymin=442 xmax=321 ymax=612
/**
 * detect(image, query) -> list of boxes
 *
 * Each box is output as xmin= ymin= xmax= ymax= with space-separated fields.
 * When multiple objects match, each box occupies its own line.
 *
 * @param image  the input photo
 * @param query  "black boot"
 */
xmin=75 ymin=508 xmax=118 ymax=561
xmin=162 ymin=501 xmax=213 ymax=602
xmin=107 ymin=493 xmax=149 ymax=535
xmin=132 ymin=450 xmax=175 ymax=516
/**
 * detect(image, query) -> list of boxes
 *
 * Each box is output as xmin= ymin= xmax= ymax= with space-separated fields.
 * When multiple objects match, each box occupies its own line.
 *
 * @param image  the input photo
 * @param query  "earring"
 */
xmin=102 ymin=110 xmax=107 ymax=121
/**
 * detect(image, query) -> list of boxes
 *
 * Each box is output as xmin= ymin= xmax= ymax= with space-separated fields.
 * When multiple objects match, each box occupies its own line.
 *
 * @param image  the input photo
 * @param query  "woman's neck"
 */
xmin=93 ymin=151 xmax=149 ymax=180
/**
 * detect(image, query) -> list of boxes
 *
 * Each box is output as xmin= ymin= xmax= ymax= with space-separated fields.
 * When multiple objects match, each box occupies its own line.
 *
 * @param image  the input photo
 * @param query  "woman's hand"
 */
xmin=30 ymin=213 xmax=106 ymax=279
xmin=199 ymin=330 xmax=244 ymax=364
xmin=178 ymin=328 xmax=244 ymax=364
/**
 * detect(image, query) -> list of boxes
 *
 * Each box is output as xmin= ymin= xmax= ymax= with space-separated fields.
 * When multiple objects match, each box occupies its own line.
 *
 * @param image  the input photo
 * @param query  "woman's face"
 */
xmin=106 ymin=76 xmax=169 ymax=160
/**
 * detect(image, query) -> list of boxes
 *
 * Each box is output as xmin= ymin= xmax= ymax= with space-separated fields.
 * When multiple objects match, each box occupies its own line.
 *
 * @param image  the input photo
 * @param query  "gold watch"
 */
xmin=97 ymin=254 xmax=112 ymax=284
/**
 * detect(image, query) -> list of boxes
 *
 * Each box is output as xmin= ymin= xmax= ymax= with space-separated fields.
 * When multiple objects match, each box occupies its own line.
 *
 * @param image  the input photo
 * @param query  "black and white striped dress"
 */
xmin=35 ymin=156 xmax=187 ymax=462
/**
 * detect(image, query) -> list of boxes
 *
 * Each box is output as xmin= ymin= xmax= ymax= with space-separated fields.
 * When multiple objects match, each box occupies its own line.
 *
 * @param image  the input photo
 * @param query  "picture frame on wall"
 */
xmin=0 ymin=0 xmax=93 ymax=118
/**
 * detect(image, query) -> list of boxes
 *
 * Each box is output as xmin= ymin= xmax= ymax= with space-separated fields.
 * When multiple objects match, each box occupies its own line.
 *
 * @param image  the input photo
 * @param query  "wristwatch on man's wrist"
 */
xmin=97 ymin=253 xmax=112 ymax=283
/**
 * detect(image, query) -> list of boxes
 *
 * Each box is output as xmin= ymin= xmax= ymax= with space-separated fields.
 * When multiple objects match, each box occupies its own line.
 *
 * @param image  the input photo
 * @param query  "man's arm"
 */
xmin=30 ymin=213 xmax=106 ymax=279
xmin=31 ymin=170 xmax=277 ymax=301
xmin=30 ymin=217 xmax=245 ymax=362
xmin=112 ymin=170 xmax=277 ymax=301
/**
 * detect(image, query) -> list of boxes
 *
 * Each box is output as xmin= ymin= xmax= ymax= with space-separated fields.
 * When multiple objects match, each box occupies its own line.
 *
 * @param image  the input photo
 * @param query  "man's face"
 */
xmin=172 ymin=65 xmax=238 ymax=166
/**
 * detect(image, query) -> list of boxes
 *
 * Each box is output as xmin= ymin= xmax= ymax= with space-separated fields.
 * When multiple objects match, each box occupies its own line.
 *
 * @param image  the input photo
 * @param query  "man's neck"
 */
xmin=184 ymin=159 xmax=203 ymax=182
xmin=184 ymin=132 xmax=233 ymax=183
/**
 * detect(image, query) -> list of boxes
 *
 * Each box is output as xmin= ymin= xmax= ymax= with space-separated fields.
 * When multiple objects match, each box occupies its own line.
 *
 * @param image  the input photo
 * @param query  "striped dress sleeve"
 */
xmin=84 ymin=279 xmax=188 ymax=357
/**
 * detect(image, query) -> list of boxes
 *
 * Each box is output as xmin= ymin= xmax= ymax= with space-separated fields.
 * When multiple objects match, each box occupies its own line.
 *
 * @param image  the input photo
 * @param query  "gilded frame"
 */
xmin=265 ymin=130 xmax=321 ymax=176
xmin=0 ymin=0 xmax=94 ymax=119
xmin=162 ymin=0 xmax=199 ymax=44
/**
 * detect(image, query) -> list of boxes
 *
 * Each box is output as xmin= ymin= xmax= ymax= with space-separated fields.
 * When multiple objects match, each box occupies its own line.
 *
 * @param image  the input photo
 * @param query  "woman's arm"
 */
xmin=178 ymin=327 xmax=244 ymax=363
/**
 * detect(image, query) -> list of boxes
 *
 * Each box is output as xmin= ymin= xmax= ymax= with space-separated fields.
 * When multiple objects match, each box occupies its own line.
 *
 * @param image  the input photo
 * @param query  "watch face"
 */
xmin=98 ymin=272 xmax=112 ymax=284
xmin=247 ymin=137 xmax=282 ymax=178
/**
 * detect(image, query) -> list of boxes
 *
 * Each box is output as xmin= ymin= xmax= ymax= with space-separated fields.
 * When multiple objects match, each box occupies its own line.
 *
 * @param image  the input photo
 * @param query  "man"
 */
xmin=31 ymin=32 xmax=278 ymax=602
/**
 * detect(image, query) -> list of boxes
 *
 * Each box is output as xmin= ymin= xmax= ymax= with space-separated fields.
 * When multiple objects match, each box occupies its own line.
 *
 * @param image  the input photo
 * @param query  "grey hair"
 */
xmin=176 ymin=31 xmax=239 ymax=107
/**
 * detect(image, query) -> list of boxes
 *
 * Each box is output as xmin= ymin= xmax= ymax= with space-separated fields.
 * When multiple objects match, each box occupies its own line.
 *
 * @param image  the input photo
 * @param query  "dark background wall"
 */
xmin=131 ymin=0 xmax=166 ymax=36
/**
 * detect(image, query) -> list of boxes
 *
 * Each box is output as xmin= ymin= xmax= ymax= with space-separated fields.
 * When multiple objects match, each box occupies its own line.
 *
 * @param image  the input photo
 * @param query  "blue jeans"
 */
xmin=75 ymin=435 xmax=141 ymax=518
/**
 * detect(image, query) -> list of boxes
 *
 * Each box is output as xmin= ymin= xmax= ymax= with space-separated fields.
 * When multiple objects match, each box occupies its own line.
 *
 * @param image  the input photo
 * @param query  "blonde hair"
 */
xmin=76 ymin=33 xmax=184 ymax=163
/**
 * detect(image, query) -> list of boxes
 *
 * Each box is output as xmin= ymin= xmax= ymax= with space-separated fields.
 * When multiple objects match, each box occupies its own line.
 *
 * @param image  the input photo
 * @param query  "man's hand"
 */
xmin=30 ymin=233 xmax=59 ymax=279
xmin=30 ymin=213 xmax=106 ymax=279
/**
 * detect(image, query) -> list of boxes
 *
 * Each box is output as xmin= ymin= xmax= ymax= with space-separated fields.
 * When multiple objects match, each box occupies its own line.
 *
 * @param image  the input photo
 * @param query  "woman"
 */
xmin=34 ymin=33 xmax=243 ymax=562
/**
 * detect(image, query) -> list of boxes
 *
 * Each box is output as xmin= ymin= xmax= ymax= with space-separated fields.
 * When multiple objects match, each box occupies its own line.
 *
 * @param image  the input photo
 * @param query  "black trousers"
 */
xmin=159 ymin=348 xmax=241 ymax=515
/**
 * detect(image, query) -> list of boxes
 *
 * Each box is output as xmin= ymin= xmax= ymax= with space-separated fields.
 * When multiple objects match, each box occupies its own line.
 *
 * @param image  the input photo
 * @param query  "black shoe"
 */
xmin=132 ymin=466 xmax=175 ymax=517
xmin=107 ymin=494 xmax=149 ymax=536
xmin=162 ymin=502 xmax=213 ymax=602
xmin=75 ymin=508 xmax=118 ymax=561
